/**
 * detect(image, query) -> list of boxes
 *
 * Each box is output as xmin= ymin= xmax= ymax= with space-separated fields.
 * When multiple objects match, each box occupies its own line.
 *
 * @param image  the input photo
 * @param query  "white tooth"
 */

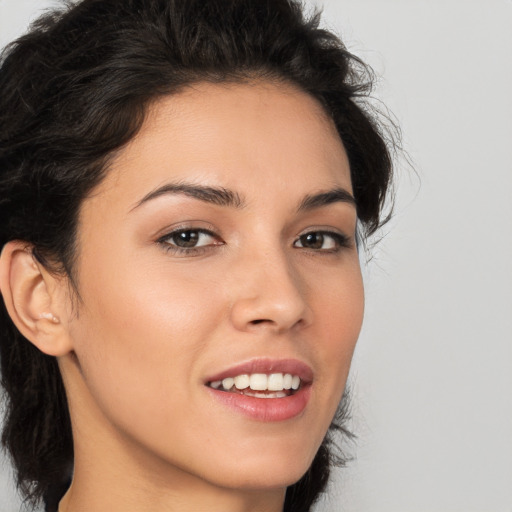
xmin=249 ymin=373 xmax=268 ymax=391
xmin=244 ymin=390 xmax=287 ymax=399
xmin=234 ymin=374 xmax=250 ymax=389
xmin=291 ymin=375 xmax=300 ymax=390
xmin=283 ymin=374 xmax=293 ymax=390
xmin=222 ymin=377 xmax=234 ymax=390
xmin=210 ymin=380 xmax=222 ymax=389
xmin=268 ymin=373 xmax=284 ymax=391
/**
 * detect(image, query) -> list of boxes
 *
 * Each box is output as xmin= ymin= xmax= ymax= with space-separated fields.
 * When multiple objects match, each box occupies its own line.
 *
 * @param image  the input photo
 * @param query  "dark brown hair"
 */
xmin=0 ymin=0 xmax=393 ymax=510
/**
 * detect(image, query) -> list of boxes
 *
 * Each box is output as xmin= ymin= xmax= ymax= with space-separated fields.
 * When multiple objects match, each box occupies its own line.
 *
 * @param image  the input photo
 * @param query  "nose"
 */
xmin=229 ymin=248 xmax=312 ymax=334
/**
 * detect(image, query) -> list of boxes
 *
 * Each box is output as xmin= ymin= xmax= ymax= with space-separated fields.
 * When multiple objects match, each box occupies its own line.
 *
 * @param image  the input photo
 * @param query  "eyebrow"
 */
xmin=297 ymin=188 xmax=356 ymax=212
xmin=131 ymin=181 xmax=356 ymax=213
xmin=131 ymin=182 xmax=246 ymax=211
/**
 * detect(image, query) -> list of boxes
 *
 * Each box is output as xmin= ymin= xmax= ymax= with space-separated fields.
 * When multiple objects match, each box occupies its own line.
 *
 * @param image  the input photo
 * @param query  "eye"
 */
xmin=158 ymin=228 xmax=222 ymax=255
xmin=293 ymin=231 xmax=349 ymax=251
xmin=167 ymin=229 xmax=214 ymax=248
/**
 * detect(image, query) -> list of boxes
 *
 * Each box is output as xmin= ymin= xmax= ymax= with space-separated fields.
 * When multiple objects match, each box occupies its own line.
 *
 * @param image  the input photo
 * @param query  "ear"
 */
xmin=0 ymin=240 xmax=73 ymax=356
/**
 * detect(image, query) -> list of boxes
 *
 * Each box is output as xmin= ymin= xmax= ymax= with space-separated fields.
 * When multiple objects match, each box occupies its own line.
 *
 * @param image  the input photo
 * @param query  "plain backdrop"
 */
xmin=0 ymin=1 xmax=511 ymax=511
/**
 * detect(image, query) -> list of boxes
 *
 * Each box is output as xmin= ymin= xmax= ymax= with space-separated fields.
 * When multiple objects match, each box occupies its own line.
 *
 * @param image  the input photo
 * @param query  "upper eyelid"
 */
xmin=299 ymin=231 xmax=354 ymax=252
xmin=297 ymin=227 xmax=346 ymax=235
xmin=155 ymin=225 xmax=352 ymax=248
xmin=157 ymin=229 xmax=222 ymax=256
xmin=158 ymin=227 xmax=220 ymax=243
xmin=156 ymin=223 xmax=220 ymax=240
xmin=157 ymin=226 xmax=350 ymax=238
xmin=295 ymin=230 xmax=350 ymax=243
xmin=296 ymin=227 xmax=351 ymax=240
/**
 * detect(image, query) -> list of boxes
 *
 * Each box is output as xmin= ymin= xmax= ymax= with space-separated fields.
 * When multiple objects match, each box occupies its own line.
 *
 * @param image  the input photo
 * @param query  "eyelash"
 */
xmin=157 ymin=228 xmax=351 ymax=256
xmin=293 ymin=231 xmax=351 ymax=252
xmin=157 ymin=228 xmax=221 ymax=256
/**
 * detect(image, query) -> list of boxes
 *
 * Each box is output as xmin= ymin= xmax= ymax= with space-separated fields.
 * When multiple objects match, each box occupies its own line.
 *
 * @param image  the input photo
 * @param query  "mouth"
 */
xmin=204 ymin=359 xmax=313 ymax=421
xmin=208 ymin=372 xmax=302 ymax=399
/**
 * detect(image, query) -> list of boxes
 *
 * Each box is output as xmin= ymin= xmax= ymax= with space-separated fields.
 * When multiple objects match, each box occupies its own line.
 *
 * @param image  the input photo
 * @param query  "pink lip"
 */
xmin=204 ymin=358 xmax=313 ymax=422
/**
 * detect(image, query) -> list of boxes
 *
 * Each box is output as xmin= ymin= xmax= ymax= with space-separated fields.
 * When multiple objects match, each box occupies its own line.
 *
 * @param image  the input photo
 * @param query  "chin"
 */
xmin=213 ymin=467 xmax=310 ymax=493
xmin=200 ymin=442 xmax=320 ymax=492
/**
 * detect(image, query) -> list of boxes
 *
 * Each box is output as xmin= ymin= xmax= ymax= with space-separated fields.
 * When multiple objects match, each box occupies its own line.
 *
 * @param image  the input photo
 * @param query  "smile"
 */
xmin=208 ymin=373 xmax=301 ymax=398
xmin=205 ymin=359 xmax=313 ymax=421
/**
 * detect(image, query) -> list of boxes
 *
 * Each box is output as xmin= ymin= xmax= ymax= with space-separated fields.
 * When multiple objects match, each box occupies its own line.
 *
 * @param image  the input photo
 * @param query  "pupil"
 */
xmin=302 ymin=233 xmax=323 ymax=249
xmin=173 ymin=231 xmax=199 ymax=247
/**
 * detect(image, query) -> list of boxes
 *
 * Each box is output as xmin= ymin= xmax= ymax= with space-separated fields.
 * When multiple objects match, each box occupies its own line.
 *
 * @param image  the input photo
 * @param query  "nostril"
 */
xmin=250 ymin=319 xmax=269 ymax=325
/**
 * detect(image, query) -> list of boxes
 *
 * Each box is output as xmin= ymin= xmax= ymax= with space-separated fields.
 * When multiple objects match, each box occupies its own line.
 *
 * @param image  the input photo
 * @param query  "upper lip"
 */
xmin=205 ymin=358 xmax=314 ymax=385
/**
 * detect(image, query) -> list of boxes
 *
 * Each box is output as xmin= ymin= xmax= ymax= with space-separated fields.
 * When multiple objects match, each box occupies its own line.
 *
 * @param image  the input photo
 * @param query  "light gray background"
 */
xmin=0 ymin=0 xmax=511 ymax=511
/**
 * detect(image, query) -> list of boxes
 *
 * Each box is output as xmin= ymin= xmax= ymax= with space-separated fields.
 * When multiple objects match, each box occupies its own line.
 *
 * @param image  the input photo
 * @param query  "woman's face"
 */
xmin=61 ymin=81 xmax=364 ymax=494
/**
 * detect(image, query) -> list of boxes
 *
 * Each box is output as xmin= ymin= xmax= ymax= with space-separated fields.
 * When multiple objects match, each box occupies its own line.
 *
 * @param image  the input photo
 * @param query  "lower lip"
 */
xmin=206 ymin=385 xmax=312 ymax=422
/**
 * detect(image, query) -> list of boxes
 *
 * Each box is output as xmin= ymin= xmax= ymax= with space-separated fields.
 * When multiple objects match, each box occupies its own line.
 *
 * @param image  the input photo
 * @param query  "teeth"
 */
xmin=234 ymin=374 xmax=250 ymax=390
xmin=210 ymin=373 xmax=302 ymax=392
xmin=250 ymin=373 xmax=268 ymax=391
xmin=268 ymin=373 xmax=284 ymax=391
xmin=222 ymin=377 xmax=234 ymax=390
xmin=243 ymin=390 xmax=287 ymax=398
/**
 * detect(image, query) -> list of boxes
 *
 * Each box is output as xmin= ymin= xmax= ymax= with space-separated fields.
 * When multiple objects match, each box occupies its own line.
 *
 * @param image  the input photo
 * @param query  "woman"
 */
xmin=0 ymin=0 xmax=393 ymax=511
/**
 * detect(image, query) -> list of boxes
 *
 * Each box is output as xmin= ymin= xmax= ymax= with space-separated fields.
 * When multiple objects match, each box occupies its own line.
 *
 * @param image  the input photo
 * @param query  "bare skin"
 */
xmin=0 ymin=81 xmax=363 ymax=512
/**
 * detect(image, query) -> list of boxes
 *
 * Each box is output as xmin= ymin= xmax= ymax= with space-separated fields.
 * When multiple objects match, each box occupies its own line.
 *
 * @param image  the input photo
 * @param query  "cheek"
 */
xmin=309 ymin=262 xmax=364 ymax=394
xmin=75 ymin=247 xmax=224 ymax=345
xmin=67 ymin=256 xmax=225 ymax=425
xmin=315 ymin=258 xmax=364 ymax=338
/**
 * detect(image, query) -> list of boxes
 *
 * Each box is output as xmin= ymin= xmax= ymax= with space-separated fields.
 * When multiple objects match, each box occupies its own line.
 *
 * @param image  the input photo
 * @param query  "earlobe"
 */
xmin=0 ymin=240 xmax=73 ymax=356
xmin=38 ymin=311 xmax=61 ymax=324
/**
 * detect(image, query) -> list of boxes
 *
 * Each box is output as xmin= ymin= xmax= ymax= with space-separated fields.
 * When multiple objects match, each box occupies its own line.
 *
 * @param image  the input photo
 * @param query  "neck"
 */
xmin=59 ymin=478 xmax=285 ymax=512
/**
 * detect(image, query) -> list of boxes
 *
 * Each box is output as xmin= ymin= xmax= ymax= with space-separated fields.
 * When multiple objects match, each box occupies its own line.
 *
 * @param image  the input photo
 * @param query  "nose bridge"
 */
xmin=229 ymin=239 xmax=310 ymax=332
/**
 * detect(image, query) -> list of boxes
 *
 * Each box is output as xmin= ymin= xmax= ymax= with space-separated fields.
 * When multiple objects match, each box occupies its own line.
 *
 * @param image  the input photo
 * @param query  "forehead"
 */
xmin=89 ymin=81 xmax=351 ymax=207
